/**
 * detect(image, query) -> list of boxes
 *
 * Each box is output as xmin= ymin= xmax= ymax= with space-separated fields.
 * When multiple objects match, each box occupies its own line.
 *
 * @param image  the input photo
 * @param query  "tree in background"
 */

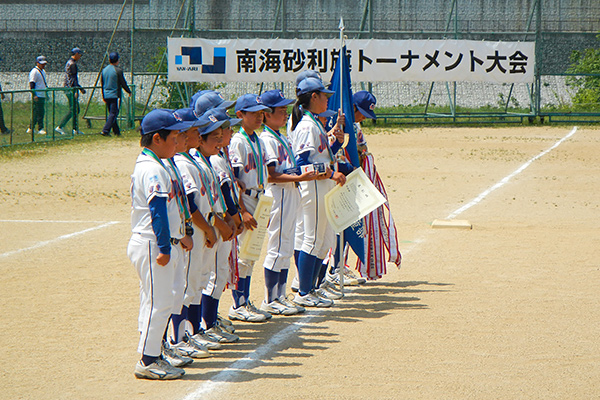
xmin=566 ymin=33 xmax=600 ymax=110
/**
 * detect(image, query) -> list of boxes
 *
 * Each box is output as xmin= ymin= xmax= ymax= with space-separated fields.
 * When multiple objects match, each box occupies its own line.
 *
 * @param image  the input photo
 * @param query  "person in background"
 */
xmin=56 ymin=47 xmax=85 ymax=135
xmin=100 ymin=52 xmax=131 ymax=137
xmin=0 ymin=82 xmax=10 ymax=135
xmin=27 ymin=56 xmax=48 ymax=136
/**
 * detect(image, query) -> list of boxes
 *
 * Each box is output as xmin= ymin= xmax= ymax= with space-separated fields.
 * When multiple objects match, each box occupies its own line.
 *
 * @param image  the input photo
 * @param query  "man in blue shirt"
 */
xmin=101 ymin=52 xmax=131 ymax=137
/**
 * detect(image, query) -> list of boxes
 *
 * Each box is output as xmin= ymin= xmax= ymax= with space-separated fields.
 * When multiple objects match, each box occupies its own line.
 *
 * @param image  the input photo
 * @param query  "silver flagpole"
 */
xmin=337 ymin=17 xmax=345 ymax=295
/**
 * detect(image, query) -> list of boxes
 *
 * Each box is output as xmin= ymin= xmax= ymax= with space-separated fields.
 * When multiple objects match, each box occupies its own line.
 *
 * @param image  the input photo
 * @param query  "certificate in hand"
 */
xmin=324 ymin=168 xmax=387 ymax=233
xmin=238 ymin=194 xmax=274 ymax=261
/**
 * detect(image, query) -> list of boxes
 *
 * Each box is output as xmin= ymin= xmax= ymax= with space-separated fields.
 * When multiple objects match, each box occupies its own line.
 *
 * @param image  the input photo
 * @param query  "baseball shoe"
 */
xmin=100 ymin=131 xmax=111 ymax=137
xmin=260 ymin=298 xmax=299 ymax=315
xmin=281 ymin=294 xmax=305 ymax=313
xmin=55 ymin=126 xmax=66 ymax=135
xmin=38 ymin=129 xmax=47 ymax=135
xmin=292 ymin=291 xmax=333 ymax=308
xmin=319 ymin=280 xmax=344 ymax=299
xmin=189 ymin=331 xmax=222 ymax=350
xmin=26 ymin=127 xmax=33 ymax=134
xmin=205 ymin=325 xmax=240 ymax=343
xmin=228 ymin=304 xmax=267 ymax=322
xmin=344 ymin=266 xmax=367 ymax=284
xmin=134 ymin=359 xmax=184 ymax=380
xmin=216 ymin=314 xmax=235 ymax=333
xmin=73 ymin=129 xmax=84 ymax=135
xmin=247 ymin=300 xmax=272 ymax=320
xmin=316 ymin=286 xmax=343 ymax=301
xmin=162 ymin=341 xmax=193 ymax=367
xmin=327 ymin=269 xmax=359 ymax=287
xmin=171 ymin=339 xmax=210 ymax=359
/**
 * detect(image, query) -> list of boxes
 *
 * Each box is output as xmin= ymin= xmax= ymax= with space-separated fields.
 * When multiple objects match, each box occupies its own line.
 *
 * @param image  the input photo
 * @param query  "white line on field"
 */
xmin=446 ymin=126 xmax=578 ymax=219
xmin=181 ymin=316 xmax=319 ymax=400
xmin=0 ymin=221 xmax=120 ymax=259
xmin=180 ymin=126 xmax=579 ymax=400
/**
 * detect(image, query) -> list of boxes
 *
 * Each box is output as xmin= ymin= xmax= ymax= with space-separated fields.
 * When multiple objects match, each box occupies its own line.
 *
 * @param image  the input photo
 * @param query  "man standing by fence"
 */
xmin=100 ymin=52 xmax=131 ymax=137
xmin=56 ymin=47 xmax=85 ymax=135
xmin=27 ymin=56 xmax=48 ymax=136
xmin=0 ymin=82 xmax=10 ymax=135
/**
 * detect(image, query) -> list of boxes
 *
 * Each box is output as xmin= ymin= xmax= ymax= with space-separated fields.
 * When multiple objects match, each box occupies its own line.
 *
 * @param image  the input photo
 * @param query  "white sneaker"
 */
xmin=38 ymin=129 xmax=47 ymax=135
xmin=320 ymin=280 xmax=344 ymax=298
xmin=260 ymin=299 xmax=299 ymax=315
xmin=162 ymin=341 xmax=193 ymax=367
xmin=190 ymin=331 xmax=222 ymax=350
xmin=217 ymin=314 xmax=235 ymax=331
xmin=344 ymin=266 xmax=367 ymax=284
xmin=316 ymin=286 xmax=343 ymax=300
xmin=205 ymin=325 xmax=240 ymax=343
xmin=293 ymin=292 xmax=333 ymax=308
xmin=281 ymin=295 xmax=305 ymax=313
xmin=216 ymin=317 xmax=235 ymax=334
xmin=228 ymin=304 xmax=267 ymax=322
xmin=26 ymin=128 xmax=33 ymax=134
xmin=327 ymin=269 xmax=359 ymax=286
xmin=134 ymin=359 xmax=184 ymax=380
xmin=247 ymin=300 xmax=272 ymax=320
xmin=171 ymin=340 xmax=210 ymax=359
xmin=55 ymin=126 xmax=66 ymax=135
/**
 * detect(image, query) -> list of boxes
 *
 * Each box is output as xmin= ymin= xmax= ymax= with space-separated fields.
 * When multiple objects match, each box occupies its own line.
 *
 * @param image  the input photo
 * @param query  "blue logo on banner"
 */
xmin=175 ymin=46 xmax=226 ymax=74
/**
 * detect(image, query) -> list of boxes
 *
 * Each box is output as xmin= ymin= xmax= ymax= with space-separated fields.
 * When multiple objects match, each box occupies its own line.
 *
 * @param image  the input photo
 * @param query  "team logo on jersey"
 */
xmin=175 ymin=46 xmax=226 ymax=74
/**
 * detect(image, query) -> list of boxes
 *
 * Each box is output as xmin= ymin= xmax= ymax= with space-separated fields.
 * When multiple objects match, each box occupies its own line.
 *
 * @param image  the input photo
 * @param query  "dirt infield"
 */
xmin=1 ymin=126 xmax=599 ymax=400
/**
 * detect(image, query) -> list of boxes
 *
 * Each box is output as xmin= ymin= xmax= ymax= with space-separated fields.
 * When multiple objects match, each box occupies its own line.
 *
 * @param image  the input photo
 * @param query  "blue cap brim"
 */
xmin=268 ymin=98 xmax=295 ymax=108
xmin=200 ymin=120 xmax=230 ymax=136
xmin=228 ymin=117 xmax=242 ymax=127
xmin=357 ymin=105 xmax=377 ymax=120
xmin=240 ymin=104 xmax=272 ymax=112
xmin=166 ymin=121 xmax=195 ymax=132
xmin=221 ymin=100 xmax=236 ymax=109
xmin=317 ymin=109 xmax=337 ymax=118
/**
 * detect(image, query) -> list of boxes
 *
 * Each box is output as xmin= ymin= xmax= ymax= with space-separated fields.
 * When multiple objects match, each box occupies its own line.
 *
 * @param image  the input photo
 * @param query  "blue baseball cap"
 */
xmin=199 ymin=108 xmax=232 ymax=136
xmin=109 ymin=52 xmax=119 ymax=63
xmin=72 ymin=47 xmax=83 ymax=55
xmin=214 ymin=108 xmax=242 ymax=127
xmin=36 ymin=56 xmax=47 ymax=65
xmin=141 ymin=109 xmax=194 ymax=135
xmin=194 ymin=91 xmax=236 ymax=118
xmin=353 ymin=91 xmax=377 ymax=120
xmin=260 ymin=89 xmax=295 ymax=109
xmin=235 ymin=93 xmax=272 ymax=113
xmin=189 ymin=89 xmax=212 ymax=109
xmin=172 ymin=108 xmax=210 ymax=129
xmin=295 ymin=70 xmax=322 ymax=87
xmin=297 ymin=78 xmax=335 ymax=97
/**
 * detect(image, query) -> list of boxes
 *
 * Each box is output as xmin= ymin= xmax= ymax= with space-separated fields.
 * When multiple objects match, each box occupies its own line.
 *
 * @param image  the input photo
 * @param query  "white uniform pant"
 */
xmin=128 ymin=234 xmax=181 ymax=357
xmin=298 ymin=179 xmax=336 ymax=260
xmin=203 ymin=239 xmax=232 ymax=299
xmin=263 ymin=183 xmax=300 ymax=272
xmin=237 ymin=192 xmax=259 ymax=278
xmin=183 ymin=228 xmax=211 ymax=307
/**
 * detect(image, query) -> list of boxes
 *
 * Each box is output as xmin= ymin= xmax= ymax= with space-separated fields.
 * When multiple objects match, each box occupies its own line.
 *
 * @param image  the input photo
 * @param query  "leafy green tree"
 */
xmin=566 ymin=34 xmax=600 ymax=110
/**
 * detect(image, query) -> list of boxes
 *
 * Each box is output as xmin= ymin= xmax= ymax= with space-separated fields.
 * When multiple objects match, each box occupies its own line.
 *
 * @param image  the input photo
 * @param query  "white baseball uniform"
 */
xmin=290 ymin=111 xmax=337 ymax=259
xmin=260 ymin=125 xmax=301 ymax=272
xmin=127 ymin=148 xmax=184 ymax=357
xmin=229 ymin=128 xmax=268 ymax=278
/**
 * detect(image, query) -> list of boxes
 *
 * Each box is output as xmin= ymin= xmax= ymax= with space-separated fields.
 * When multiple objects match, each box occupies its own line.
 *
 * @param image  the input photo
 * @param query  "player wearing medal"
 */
xmin=258 ymin=89 xmax=321 ymax=316
xmin=128 ymin=109 xmax=198 ymax=380
xmin=191 ymin=108 xmax=239 ymax=343
xmin=228 ymin=94 xmax=272 ymax=322
xmin=289 ymin=78 xmax=347 ymax=308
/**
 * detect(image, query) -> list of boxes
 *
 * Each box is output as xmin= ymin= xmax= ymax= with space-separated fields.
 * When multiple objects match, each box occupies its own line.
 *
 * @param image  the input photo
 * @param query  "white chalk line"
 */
xmin=446 ymin=126 xmax=578 ymax=220
xmin=181 ymin=316 xmax=319 ymax=400
xmin=0 ymin=221 xmax=120 ymax=259
xmin=181 ymin=127 xmax=579 ymax=399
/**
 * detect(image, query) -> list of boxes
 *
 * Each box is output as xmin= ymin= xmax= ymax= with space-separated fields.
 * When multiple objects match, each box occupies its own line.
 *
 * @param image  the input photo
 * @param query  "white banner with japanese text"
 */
xmin=168 ymin=38 xmax=535 ymax=84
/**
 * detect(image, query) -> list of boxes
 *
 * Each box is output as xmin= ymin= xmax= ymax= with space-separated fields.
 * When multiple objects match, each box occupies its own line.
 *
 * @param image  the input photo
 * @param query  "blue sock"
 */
xmin=294 ymin=250 xmax=300 ymax=268
xmin=316 ymin=258 xmax=327 ymax=287
xmin=201 ymin=294 xmax=219 ymax=330
xmin=188 ymin=304 xmax=201 ymax=334
xmin=278 ymin=268 xmax=289 ymax=298
xmin=332 ymin=236 xmax=342 ymax=273
xmin=297 ymin=251 xmax=317 ymax=295
xmin=312 ymin=258 xmax=324 ymax=289
xmin=244 ymin=275 xmax=252 ymax=303
xmin=232 ymin=277 xmax=247 ymax=308
xmin=264 ymin=268 xmax=280 ymax=303
xmin=170 ymin=306 xmax=188 ymax=344
xmin=141 ymin=354 xmax=159 ymax=367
